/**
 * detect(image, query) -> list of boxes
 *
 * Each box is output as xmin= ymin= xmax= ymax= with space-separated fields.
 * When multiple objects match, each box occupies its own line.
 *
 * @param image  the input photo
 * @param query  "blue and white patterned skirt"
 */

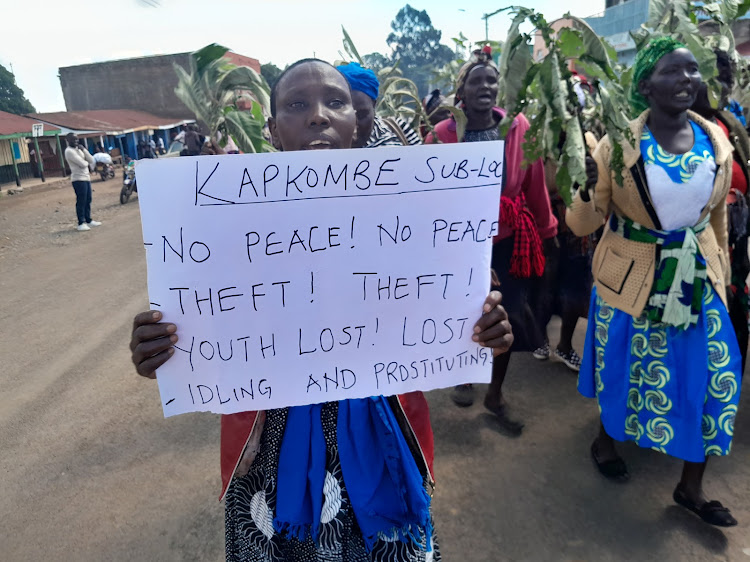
xmin=578 ymin=284 xmax=742 ymax=462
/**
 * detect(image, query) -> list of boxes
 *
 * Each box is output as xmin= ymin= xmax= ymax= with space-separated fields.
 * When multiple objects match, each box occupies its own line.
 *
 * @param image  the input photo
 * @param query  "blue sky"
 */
xmin=1 ymin=0 xmax=604 ymax=112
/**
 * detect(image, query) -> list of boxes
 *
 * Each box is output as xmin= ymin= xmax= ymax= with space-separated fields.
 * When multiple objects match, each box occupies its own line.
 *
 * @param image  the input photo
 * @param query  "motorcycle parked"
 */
xmin=120 ymin=160 xmax=137 ymax=204
xmin=93 ymin=152 xmax=116 ymax=181
xmin=95 ymin=161 xmax=115 ymax=181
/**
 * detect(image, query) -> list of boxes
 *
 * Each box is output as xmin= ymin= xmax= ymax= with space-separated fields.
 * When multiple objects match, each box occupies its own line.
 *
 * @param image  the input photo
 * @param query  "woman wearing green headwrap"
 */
xmin=567 ymin=37 xmax=742 ymax=527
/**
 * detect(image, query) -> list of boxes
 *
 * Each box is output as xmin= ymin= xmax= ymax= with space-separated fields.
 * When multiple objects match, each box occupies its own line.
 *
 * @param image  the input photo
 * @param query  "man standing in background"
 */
xmin=64 ymin=133 xmax=101 ymax=232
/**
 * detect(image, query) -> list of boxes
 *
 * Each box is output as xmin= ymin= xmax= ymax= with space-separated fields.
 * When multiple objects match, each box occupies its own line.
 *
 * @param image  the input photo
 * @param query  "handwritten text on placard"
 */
xmin=136 ymin=141 xmax=503 ymax=416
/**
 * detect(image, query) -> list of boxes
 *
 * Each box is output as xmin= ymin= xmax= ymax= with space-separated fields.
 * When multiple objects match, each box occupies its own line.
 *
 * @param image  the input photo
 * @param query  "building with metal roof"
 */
xmin=28 ymin=109 xmax=195 ymax=160
xmin=0 ymin=110 xmax=64 ymax=186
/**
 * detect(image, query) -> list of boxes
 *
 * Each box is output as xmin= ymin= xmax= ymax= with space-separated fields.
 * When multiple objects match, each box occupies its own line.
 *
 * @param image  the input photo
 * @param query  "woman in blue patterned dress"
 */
xmin=566 ymin=37 xmax=742 ymax=527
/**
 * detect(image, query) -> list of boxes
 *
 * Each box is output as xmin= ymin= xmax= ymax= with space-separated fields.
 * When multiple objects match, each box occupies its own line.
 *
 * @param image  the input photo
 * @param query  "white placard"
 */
xmin=31 ymin=123 xmax=43 ymax=137
xmin=136 ymin=141 xmax=503 ymax=416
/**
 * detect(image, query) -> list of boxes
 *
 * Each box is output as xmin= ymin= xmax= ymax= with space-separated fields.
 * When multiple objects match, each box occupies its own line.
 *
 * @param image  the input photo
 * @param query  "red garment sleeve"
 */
xmin=521 ymin=154 xmax=558 ymax=239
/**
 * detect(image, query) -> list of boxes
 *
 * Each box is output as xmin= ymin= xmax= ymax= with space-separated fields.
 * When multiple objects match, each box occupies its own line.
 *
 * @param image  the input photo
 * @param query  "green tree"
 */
xmin=174 ymin=44 xmax=272 ymax=153
xmin=0 ymin=64 xmax=35 ymax=115
xmin=386 ymin=4 xmax=455 ymax=95
xmin=260 ymin=63 xmax=283 ymax=87
xmin=361 ymin=52 xmax=390 ymax=73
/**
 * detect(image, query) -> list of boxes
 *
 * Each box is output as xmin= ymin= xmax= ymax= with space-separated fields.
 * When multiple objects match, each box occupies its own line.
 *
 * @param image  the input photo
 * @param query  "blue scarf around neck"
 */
xmin=273 ymin=397 xmax=433 ymax=552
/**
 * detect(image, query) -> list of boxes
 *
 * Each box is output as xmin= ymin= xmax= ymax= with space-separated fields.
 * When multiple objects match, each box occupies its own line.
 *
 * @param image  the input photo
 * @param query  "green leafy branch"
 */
xmin=174 ymin=43 xmax=273 ymax=154
xmin=495 ymin=7 xmax=633 ymax=205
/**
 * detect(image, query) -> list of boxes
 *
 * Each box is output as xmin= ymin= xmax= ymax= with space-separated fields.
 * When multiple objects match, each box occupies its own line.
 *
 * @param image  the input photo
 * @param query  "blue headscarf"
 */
xmin=336 ymin=62 xmax=380 ymax=101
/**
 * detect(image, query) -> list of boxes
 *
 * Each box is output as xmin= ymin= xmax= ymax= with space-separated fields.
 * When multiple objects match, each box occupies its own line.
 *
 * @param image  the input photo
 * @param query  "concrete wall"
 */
xmin=59 ymin=53 xmax=194 ymax=120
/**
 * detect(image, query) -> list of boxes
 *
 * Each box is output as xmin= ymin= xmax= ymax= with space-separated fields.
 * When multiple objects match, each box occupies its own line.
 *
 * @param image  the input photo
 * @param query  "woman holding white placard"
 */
xmin=130 ymin=58 xmax=514 ymax=561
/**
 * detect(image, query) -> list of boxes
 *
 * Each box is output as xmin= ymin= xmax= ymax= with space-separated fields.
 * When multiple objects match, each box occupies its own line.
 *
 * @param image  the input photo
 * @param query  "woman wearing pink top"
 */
xmin=425 ymin=48 xmax=558 ymax=434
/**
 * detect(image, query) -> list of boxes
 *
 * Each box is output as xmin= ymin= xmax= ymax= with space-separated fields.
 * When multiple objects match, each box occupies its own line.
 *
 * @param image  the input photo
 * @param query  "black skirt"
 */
xmin=491 ymin=236 xmax=546 ymax=353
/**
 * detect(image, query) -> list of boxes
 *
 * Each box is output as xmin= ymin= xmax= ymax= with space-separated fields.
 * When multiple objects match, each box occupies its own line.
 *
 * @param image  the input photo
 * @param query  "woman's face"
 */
xmin=460 ymin=65 xmax=499 ymax=112
xmin=351 ymin=90 xmax=375 ymax=148
xmin=269 ymin=62 xmax=357 ymax=151
xmin=640 ymin=48 xmax=702 ymax=116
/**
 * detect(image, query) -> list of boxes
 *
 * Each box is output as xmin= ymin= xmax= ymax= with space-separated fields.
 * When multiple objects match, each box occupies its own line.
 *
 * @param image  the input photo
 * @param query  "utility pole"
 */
xmin=482 ymin=8 xmax=506 ymax=41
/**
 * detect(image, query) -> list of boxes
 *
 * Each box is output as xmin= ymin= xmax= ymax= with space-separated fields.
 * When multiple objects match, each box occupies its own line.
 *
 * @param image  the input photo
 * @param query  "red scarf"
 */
xmin=500 ymin=194 xmax=545 ymax=278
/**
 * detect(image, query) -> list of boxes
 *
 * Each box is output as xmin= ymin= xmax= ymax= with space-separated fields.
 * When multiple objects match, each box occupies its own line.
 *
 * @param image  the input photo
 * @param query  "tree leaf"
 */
xmin=193 ymin=43 xmax=230 ymax=76
xmin=174 ymin=63 xmax=216 ymax=128
xmin=558 ymin=28 xmax=584 ymax=59
xmin=647 ymin=0 xmax=680 ymax=30
xmin=174 ymin=52 xmax=271 ymax=151
xmin=558 ymin=116 xmax=587 ymax=205
xmin=497 ymin=10 xmax=533 ymax=112
xmin=630 ymin=26 xmax=652 ymax=50
xmin=443 ymin=106 xmax=468 ymax=143
xmin=567 ymin=15 xmax=617 ymax=80
xmin=342 ymin=26 xmax=364 ymax=64
xmin=224 ymin=107 xmax=266 ymax=154
xmin=0 ymin=63 xmax=35 ymax=114
xmin=218 ymin=65 xmax=271 ymax=115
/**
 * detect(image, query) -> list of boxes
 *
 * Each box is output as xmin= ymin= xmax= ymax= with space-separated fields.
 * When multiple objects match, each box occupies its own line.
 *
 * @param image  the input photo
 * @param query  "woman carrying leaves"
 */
xmin=568 ymin=38 xmax=741 ymax=527
xmin=425 ymin=47 xmax=557 ymax=435
xmin=129 ymin=58 xmax=514 ymax=561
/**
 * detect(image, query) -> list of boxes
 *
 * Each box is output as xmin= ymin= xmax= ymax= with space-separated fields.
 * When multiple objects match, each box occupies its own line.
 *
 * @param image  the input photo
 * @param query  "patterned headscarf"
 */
xmin=455 ymin=46 xmax=498 ymax=106
xmin=629 ymin=36 xmax=688 ymax=115
xmin=336 ymin=62 xmax=380 ymax=102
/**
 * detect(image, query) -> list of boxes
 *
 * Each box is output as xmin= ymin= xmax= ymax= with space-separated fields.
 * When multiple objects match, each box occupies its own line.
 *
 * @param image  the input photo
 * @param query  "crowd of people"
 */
xmin=128 ymin=38 xmax=747 ymax=560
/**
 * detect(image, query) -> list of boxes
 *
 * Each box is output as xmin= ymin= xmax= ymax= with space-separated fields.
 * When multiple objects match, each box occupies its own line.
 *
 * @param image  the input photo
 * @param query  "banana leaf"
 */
xmin=218 ymin=65 xmax=271 ymax=114
xmin=341 ymin=26 xmax=363 ymax=64
xmin=193 ymin=43 xmax=230 ymax=75
xmin=224 ymin=104 xmax=268 ymax=154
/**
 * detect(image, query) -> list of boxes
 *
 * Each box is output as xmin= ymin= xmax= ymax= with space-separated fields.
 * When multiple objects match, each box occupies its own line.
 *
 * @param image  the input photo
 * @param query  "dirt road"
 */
xmin=1 ymin=177 xmax=748 ymax=561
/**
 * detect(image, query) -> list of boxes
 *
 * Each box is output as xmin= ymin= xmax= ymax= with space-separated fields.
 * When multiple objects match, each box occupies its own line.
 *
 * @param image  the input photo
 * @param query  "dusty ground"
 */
xmin=1 ymin=176 xmax=749 ymax=561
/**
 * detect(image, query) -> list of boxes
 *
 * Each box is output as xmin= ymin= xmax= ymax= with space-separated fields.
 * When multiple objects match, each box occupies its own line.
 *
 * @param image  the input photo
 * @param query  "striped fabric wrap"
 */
xmin=609 ymin=213 xmax=710 ymax=330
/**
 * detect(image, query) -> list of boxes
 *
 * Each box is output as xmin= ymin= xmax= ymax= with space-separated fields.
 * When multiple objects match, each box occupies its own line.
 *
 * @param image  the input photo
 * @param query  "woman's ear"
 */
xmin=268 ymin=117 xmax=282 ymax=150
xmin=351 ymin=124 xmax=359 ymax=147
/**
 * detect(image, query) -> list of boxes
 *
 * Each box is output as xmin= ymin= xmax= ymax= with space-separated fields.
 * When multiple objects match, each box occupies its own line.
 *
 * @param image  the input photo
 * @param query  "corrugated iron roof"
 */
xmin=0 ymin=110 xmax=60 ymax=136
xmin=26 ymin=109 xmax=192 ymax=134
xmin=224 ymin=52 xmax=262 ymax=73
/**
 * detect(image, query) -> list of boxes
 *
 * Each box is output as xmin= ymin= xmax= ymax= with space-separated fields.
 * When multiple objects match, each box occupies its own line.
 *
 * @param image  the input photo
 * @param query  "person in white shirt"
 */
xmin=64 ymin=133 xmax=101 ymax=231
xmin=92 ymin=152 xmax=112 ymax=164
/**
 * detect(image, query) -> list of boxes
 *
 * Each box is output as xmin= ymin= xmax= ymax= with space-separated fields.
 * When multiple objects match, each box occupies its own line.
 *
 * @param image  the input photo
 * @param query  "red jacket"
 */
xmin=219 ymin=392 xmax=435 ymax=500
xmin=424 ymin=108 xmax=557 ymax=242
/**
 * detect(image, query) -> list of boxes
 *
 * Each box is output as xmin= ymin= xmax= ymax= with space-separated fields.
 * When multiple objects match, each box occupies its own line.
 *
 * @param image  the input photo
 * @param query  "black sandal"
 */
xmin=590 ymin=440 xmax=630 ymax=482
xmin=484 ymin=401 xmax=524 ymax=436
xmin=673 ymin=483 xmax=738 ymax=527
xmin=450 ymin=384 xmax=475 ymax=407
